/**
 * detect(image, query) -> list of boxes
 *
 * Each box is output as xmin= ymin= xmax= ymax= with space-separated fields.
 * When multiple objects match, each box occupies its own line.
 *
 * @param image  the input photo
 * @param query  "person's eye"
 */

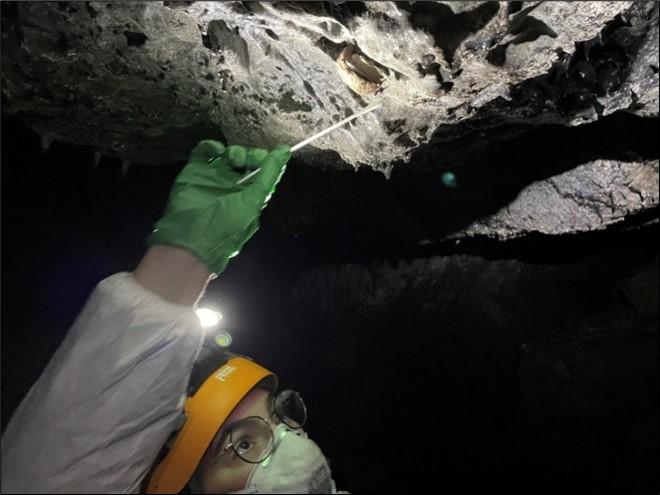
xmin=235 ymin=438 xmax=254 ymax=455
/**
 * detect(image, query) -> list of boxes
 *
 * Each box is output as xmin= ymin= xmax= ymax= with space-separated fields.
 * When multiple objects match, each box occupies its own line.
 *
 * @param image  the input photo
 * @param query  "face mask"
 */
xmin=229 ymin=424 xmax=339 ymax=494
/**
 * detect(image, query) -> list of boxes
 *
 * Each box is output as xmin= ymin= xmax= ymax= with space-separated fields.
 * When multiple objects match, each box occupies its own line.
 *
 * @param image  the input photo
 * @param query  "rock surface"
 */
xmin=1 ymin=1 xmax=658 ymax=241
xmin=457 ymin=159 xmax=659 ymax=239
xmin=1 ymin=1 xmax=657 ymax=170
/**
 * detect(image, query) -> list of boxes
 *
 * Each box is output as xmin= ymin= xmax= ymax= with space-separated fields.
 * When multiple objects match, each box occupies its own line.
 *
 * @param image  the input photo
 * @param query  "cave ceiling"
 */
xmin=1 ymin=1 xmax=658 ymax=243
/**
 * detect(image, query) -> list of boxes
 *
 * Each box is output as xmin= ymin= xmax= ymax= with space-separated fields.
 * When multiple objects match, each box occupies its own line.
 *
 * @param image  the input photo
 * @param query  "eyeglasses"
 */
xmin=212 ymin=390 xmax=307 ymax=464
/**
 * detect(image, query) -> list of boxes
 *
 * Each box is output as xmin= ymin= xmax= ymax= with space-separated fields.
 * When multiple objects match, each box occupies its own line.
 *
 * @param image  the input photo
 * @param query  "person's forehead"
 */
xmin=231 ymin=387 xmax=270 ymax=418
xmin=214 ymin=387 xmax=271 ymax=441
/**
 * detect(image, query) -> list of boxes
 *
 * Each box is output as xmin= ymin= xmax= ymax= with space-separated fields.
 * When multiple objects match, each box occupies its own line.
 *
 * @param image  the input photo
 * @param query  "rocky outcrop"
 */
xmin=1 ymin=2 xmax=657 ymax=170
xmin=1 ymin=2 xmax=658 ymax=241
xmin=456 ymin=159 xmax=659 ymax=239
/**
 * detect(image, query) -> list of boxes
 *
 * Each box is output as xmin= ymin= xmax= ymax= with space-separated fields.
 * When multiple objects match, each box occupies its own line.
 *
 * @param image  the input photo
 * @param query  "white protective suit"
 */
xmin=1 ymin=273 xmax=205 ymax=493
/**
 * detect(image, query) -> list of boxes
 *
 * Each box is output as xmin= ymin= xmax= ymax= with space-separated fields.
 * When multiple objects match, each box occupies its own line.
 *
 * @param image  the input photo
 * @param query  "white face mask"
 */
xmin=229 ymin=424 xmax=339 ymax=494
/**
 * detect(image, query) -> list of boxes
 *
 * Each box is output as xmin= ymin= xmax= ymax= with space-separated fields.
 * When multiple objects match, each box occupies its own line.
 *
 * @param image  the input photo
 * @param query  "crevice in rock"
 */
xmin=325 ymin=1 xmax=369 ymax=22
xmin=266 ymin=112 xmax=658 ymax=261
xmin=487 ymin=4 xmax=560 ymax=67
xmin=335 ymin=43 xmax=387 ymax=95
xmin=264 ymin=28 xmax=279 ymax=40
xmin=202 ymin=19 xmax=250 ymax=69
xmin=508 ymin=4 xmax=557 ymax=40
xmin=503 ymin=12 xmax=645 ymax=117
xmin=270 ymin=1 xmax=368 ymax=24
xmin=416 ymin=53 xmax=455 ymax=90
xmin=163 ymin=1 xmax=195 ymax=9
xmin=315 ymin=36 xmax=347 ymax=60
xmin=398 ymin=211 xmax=659 ymax=265
xmin=316 ymin=35 xmax=400 ymax=86
xmin=397 ymin=1 xmax=500 ymax=64
xmin=124 ymin=31 xmax=147 ymax=48
xmin=507 ymin=2 xmax=524 ymax=16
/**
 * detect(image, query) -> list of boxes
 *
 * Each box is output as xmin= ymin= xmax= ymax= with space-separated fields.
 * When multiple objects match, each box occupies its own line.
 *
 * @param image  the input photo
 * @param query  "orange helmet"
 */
xmin=146 ymin=349 xmax=277 ymax=493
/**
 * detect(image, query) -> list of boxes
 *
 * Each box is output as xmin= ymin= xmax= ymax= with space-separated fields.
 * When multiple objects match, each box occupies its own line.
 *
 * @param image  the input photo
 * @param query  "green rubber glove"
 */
xmin=148 ymin=140 xmax=291 ymax=275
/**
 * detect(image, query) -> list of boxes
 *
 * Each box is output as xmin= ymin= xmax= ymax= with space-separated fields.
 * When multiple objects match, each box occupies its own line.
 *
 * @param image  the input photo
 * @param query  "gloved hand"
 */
xmin=148 ymin=140 xmax=291 ymax=275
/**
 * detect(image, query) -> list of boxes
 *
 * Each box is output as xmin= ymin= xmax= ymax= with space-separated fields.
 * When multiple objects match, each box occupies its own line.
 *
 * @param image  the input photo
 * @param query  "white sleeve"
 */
xmin=1 ymin=272 xmax=205 ymax=494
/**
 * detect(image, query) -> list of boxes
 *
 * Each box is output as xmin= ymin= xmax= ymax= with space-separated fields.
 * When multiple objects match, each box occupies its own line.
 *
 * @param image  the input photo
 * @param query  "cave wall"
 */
xmin=267 ymin=244 xmax=658 ymax=493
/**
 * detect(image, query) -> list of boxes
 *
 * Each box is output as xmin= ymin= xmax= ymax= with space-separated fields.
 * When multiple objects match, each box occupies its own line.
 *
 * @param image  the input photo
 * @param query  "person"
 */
xmin=1 ymin=140 xmax=344 ymax=493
